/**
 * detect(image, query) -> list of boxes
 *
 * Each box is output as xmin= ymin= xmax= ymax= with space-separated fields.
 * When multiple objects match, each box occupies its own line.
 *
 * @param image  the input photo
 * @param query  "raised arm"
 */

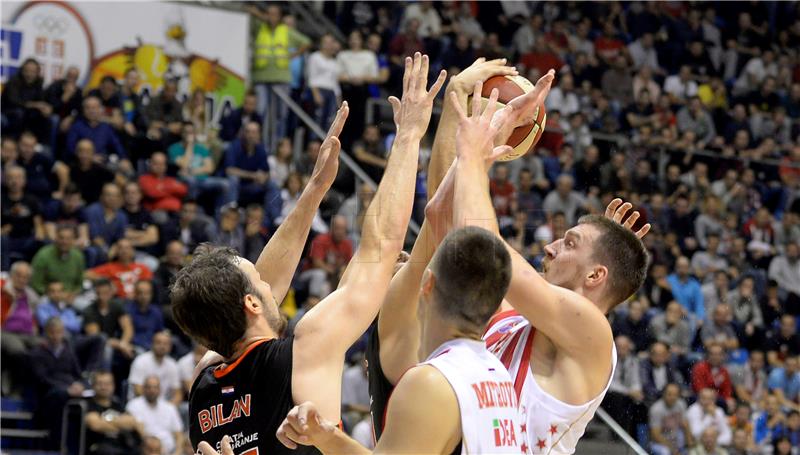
xmin=253 ymin=105 xmax=349 ymax=305
xmin=292 ymin=53 xmax=446 ymax=421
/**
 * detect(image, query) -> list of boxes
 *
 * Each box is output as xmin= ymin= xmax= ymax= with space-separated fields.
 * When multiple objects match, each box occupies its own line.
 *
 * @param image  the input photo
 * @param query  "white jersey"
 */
xmin=483 ymin=310 xmax=617 ymax=455
xmin=423 ymin=338 xmax=524 ymax=455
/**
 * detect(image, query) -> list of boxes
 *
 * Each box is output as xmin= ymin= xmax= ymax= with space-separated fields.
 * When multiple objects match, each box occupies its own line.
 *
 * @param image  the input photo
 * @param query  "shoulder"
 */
xmin=389 ymin=365 xmax=456 ymax=413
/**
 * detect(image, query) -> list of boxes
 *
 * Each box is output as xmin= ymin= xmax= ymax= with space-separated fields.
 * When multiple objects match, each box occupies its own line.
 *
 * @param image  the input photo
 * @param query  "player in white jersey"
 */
xmin=269 ymin=226 xmax=524 ymax=455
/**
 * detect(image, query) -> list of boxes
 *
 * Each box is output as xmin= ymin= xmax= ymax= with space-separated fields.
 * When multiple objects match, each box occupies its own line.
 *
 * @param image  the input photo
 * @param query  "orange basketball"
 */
xmin=467 ymin=75 xmax=547 ymax=161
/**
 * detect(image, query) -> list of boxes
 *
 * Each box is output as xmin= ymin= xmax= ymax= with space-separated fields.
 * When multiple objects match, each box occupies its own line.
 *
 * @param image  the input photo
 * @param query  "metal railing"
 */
xmin=594 ymin=407 xmax=650 ymax=455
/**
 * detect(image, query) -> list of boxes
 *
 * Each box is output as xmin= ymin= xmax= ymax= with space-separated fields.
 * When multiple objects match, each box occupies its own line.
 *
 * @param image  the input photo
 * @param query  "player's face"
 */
xmin=542 ymin=224 xmax=599 ymax=292
xmin=236 ymin=258 xmax=280 ymax=329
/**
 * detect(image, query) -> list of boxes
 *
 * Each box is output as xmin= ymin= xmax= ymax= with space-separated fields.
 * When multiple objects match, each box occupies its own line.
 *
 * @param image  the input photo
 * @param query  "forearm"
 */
xmin=317 ymin=428 xmax=371 ymax=455
xmin=453 ymin=156 xmax=498 ymax=234
xmin=255 ymin=183 xmax=326 ymax=304
xmin=226 ymin=167 xmax=257 ymax=180
xmin=428 ymin=86 xmax=462 ymax=196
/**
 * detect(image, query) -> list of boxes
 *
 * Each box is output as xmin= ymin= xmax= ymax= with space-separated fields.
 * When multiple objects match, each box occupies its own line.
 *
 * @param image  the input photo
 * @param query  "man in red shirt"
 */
xmin=86 ymin=238 xmax=153 ymax=299
xmin=490 ymin=163 xmax=515 ymax=220
xmin=691 ymin=342 xmax=735 ymax=412
xmin=138 ymin=152 xmax=188 ymax=213
xmin=300 ymin=215 xmax=353 ymax=298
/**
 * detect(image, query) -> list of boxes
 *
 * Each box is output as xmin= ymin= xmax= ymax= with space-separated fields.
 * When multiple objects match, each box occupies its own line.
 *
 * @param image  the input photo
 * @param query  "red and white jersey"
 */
xmin=423 ymin=338 xmax=524 ymax=455
xmin=483 ymin=310 xmax=617 ymax=455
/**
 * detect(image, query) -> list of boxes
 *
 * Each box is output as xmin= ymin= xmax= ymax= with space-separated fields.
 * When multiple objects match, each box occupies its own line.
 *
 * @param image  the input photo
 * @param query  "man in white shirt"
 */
xmin=401 ymin=1 xmax=441 ymax=39
xmin=341 ymin=356 xmax=370 ymax=430
xmin=177 ymin=342 xmax=207 ymax=396
xmin=686 ymin=388 xmax=732 ymax=446
xmin=664 ymin=66 xmax=699 ymax=105
xmin=306 ymin=34 xmax=342 ymax=129
xmin=545 ymin=73 xmax=580 ymax=117
xmin=628 ymin=33 xmax=661 ymax=72
xmin=128 ymin=331 xmax=182 ymax=405
xmin=126 ymin=376 xmax=184 ymax=455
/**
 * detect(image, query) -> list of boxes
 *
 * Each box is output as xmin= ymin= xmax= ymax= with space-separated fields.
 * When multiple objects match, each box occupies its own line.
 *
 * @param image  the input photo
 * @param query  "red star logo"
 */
xmin=520 ymin=423 xmax=528 ymax=433
xmin=549 ymin=424 xmax=558 ymax=435
xmin=536 ymin=438 xmax=547 ymax=450
xmin=520 ymin=443 xmax=529 ymax=453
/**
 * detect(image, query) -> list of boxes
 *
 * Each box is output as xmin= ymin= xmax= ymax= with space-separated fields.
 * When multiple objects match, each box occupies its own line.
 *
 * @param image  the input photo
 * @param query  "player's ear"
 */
xmin=420 ymin=268 xmax=435 ymax=298
xmin=243 ymin=294 xmax=263 ymax=315
xmin=585 ymin=265 xmax=608 ymax=289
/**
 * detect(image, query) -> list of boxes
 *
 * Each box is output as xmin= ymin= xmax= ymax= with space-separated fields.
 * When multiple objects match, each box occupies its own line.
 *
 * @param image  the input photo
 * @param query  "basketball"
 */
xmin=467 ymin=75 xmax=547 ymax=161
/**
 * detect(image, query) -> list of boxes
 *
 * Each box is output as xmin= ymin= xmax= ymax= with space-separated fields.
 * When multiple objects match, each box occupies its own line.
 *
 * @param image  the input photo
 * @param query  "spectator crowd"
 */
xmin=2 ymin=1 xmax=800 ymax=454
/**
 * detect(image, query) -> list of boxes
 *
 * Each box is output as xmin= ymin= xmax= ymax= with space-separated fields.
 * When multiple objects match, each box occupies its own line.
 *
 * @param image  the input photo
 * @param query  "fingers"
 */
xmin=605 ymin=198 xmax=623 ymax=218
xmin=410 ymin=52 xmax=422 ymax=93
xmin=326 ymin=136 xmax=341 ymax=157
xmin=326 ymin=102 xmax=349 ymax=138
xmin=623 ymin=211 xmax=640 ymax=230
xmin=419 ymin=53 xmax=429 ymax=91
xmin=197 ymin=441 xmax=219 ymax=455
xmin=220 ymin=435 xmax=234 ymax=455
xmin=471 ymin=81 xmax=483 ymax=118
xmin=467 ymin=57 xmax=486 ymax=68
xmin=489 ymin=145 xmax=512 ymax=164
xmin=613 ymin=202 xmax=633 ymax=223
xmin=276 ymin=424 xmax=299 ymax=450
xmin=388 ymin=96 xmax=401 ymax=117
xmin=296 ymin=402 xmax=320 ymax=430
xmin=636 ymin=223 xmax=652 ymax=239
xmin=449 ymin=91 xmax=467 ymax=122
xmin=428 ymin=69 xmax=447 ymax=99
xmin=402 ymin=56 xmax=412 ymax=94
xmin=482 ymin=88 xmax=500 ymax=120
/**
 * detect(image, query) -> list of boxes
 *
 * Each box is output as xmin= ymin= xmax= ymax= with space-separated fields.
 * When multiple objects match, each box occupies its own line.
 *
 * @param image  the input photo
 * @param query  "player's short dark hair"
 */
xmin=578 ymin=215 xmax=649 ymax=308
xmin=171 ymin=246 xmax=263 ymax=358
xmin=429 ymin=227 xmax=511 ymax=329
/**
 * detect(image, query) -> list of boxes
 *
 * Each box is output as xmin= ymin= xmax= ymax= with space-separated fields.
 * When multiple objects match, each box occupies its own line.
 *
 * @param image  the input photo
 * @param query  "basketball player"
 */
xmin=173 ymin=52 xmax=446 ymax=454
xmin=274 ymin=226 xmax=523 ymax=454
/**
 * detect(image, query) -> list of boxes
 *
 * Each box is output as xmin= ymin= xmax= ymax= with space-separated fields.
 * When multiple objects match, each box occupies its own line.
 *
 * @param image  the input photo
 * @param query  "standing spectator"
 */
xmin=29 ymin=317 xmax=85 ymax=448
xmin=83 ymin=278 xmax=135 ymax=362
xmin=686 ymin=388 xmax=733 ymax=447
xmin=766 ymin=315 xmax=800 ymax=366
xmin=1 ymin=166 xmax=45 ymax=269
xmin=306 ymin=34 xmax=342 ymax=129
xmin=668 ymin=256 xmax=706 ymax=324
xmin=86 ymin=239 xmax=153 ymax=300
xmin=542 ymin=174 xmax=587 ymax=225
xmin=64 ymin=139 xmax=115 ymax=205
xmin=30 ymin=225 xmax=85 ymax=297
xmin=66 ymin=96 xmax=131 ymax=172
xmin=692 ymin=343 xmax=735 ymax=411
xmin=650 ymin=301 xmax=693 ymax=356
xmin=664 ymin=66 xmax=699 ymax=105
xmin=126 ymin=281 xmax=164 ymax=351
xmin=169 ymin=122 xmax=233 ymax=217
xmin=1 ymin=58 xmax=51 ymax=142
xmin=84 ymin=183 xmax=128 ymax=255
xmin=127 ymin=331 xmax=182 ymax=405
xmin=767 ymin=356 xmax=800 ymax=411
xmin=245 ymin=3 xmax=311 ymax=149
xmin=125 ymin=376 xmax=183 ymax=455
xmin=300 ymin=215 xmax=353 ymax=298
xmin=338 ymin=31 xmax=379 ymax=144
xmin=688 ymin=427 xmax=729 ymax=455
xmin=142 ymin=79 xmax=184 ymax=140
xmin=218 ymin=91 xmax=263 ymax=143
xmin=352 ymin=125 xmax=388 ymax=184
xmin=84 ymin=371 xmax=144 ymax=455
xmin=701 ymin=304 xmax=740 ymax=352
xmin=731 ymin=350 xmax=767 ymax=405
xmin=641 ymin=342 xmax=685 ymax=405
xmin=612 ymin=299 xmax=652 ymax=351
xmin=603 ymin=335 xmax=648 ymax=437
xmin=138 ymin=152 xmax=188 ymax=214
xmin=769 ymin=242 xmax=800 ymax=300
xmin=1 ymin=261 xmax=40 ymax=393
xmin=650 ymin=383 xmax=695 ymax=455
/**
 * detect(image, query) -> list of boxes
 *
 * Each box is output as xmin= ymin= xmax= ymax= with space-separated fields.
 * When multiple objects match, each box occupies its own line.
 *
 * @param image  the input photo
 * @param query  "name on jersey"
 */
xmin=198 ymin=394 xmax=252 ymax=434
xmin=471 ymin=381 xmax=518 ymax=409
xmin=493 ymin=418 xmax=518 ymax=447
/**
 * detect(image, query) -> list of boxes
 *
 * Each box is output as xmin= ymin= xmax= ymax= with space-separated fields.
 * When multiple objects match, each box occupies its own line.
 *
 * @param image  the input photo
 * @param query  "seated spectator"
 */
xmin=643 ymin=262 xmax=676 ymax=311
xmin=31 ymin=224 xmax=85 ymax=298
xmin=341 ymin=355 xmax=370 ymax=431
xmin=692 ymin=343 xmax=735 ymax=411
xmin=1 ymin=261 xmax=40 ymax=393
xmin=600 ymin=56 xmax=633 ymax=108
xmin=774 ymin=411 xmax=800 ymax=448
xmin=766 ymin=315 xmax=800 ymax=366
xmin=650 ymin=301 xmax=693 ymax=356
xmin=769 ymin=242 xmax=800 ymax=301
xmin=692 ymin=234 xmax=728 ymax=283
xmin=1 ymin=58 xmax=52 ymax=143
xmin=122 ymin=181 xmax=159 ymax=262
xmin=534 ymin=211 xmax=567 ymax=246
xmin=299 ymin=215 xmax=352 ymax=298
xmin=85 ymin=183 xmax=128 ymax=254
xmin=702 ymin=271 xmax=730 ymax=318
xmin=138 ymin=152 xmax=187 ymax=214
xmin=125 ymin=376 xmax=183 ymax=455
xmin=594 ymin=21 xmax=625 ymax=64
xmin=441 ymin=33 xmax=475 ymax=74
xmin=603 ymin=335 xmax=647 ymax=437
xmin=612 ymin=299 xmax=652 ymax=351
xmin=219 ymin=91 xmax=262 ymax=143
xmin=490 ymin=164 xmax=515 ymax=223
xmin=728 ymin=276 xmax=764 ymax=349
xmin=153 ymin=240 xmax=186 ymax=307
xmin=754 ymin=394 xmax=786 ymax=446
xmin=35 ymin=281 xmax=81 ymax=336
xmin=127 ymin=331 xmax=182 ymax=405
xmin=142 ymin=79 xmax=183 ymax=139
xmin=767 ymin=355 xmax=800 ymax=411
xmin=1 ymin=166 xmax=45 ymax=269
xmin=649 ymin=383 xmax=695 ymax=455
xmin=62 ymin=139 xmax=115 ymax=205
xmin=15 ymin=131 xmax=54 ymax=200
xmin=44 ymin=183 xmax=90 ymax=244
xmin=168 ymin=122 xmax=233 ymax=217
xmin=86 ymin=239 xmax=153 ymax=300
xmin=85 ymin=371 xmax=144 ymax=455
xmin=217 ymin=203 xmax=245 ymax=253
xmin=686 ymin=388 xmax=732 ymax=447
xmin=668 ymin=256 xmax=706 ymax=325
xmin=87 ymin=76 xmax=123 ymax=125
xmin=677 ymin=97 xmax=717 ymax=147
xmin=664 ymin=65 xmax=699 ymax=105
xmin=126 ymin=281 xmax=164 ymax=351
xmin=159 ymin=200 xmax=218 ymax=253
xmin=628 ymin=33 xmax=661 ymax=72
xmin=641 ymin=342 xmax=685 ymax=405
xmin=728 ymin=403 xmax=755 ymax=446
xmin=45 ymin=65 xmax=82 ymax=122
xmin=545 ymin=73 xmax=580 ymax=118
xmin=542 ymin=174 xmax=587 ymax=225
xmin=141 ymin=436 xmax=163 ymax=455
xmin=177 ymin=342 xmax=206 ymax=397
xmin=243 ymin=204 xmax=269 ymax=263
xmin=388 ymin=19 xmax=426 ymax=81
xmin=268 ymin=138 xmax=295 ymax=189
xmin=515 ymin=168 xmax=545 ymax=228
xmin=83 ymin=278 xmax=135 ymax=362
xmin=688 ymin=427 xmax=728 ymax=455
xmin=276 ymin=172 xmax=327 ymax=233
xmin=623 ymin=89 xmax=657 ymax=132
xmin=30 ymin=317 xmax=86 ymax=448
xmin=337 ymin=182 xmax=375 ymax=240
xmin=352 ymin=125 xmax=387 ymax=184
xmin=730 ymin=350 xmax=767 ymax=405
xmin=703 ymin=303 xmax=741 ymax=350
xmin=66 ymin=96 xmax=131 ymax=172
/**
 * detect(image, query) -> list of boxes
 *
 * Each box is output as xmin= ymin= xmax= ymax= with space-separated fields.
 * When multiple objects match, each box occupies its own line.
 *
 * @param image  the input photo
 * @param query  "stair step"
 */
xmin=0 ymin=428 xmax=49 ymax=439
xmin=0 ymin=411 xmax=34 ymax=420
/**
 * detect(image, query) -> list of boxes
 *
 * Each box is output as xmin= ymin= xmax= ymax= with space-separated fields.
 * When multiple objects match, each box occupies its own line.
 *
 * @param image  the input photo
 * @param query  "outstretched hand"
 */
xmin=276 ymin=401 xmax=338 ymax=450
xmin=449 ymin=57 xmax=519 ymax=93
xmin=605 ymin=198 xmax=651 ymax=239
xmin=387 ymin=52 xmax=447 ymax=137
xmin=491 ymin=69 xmax=556 ymax=147
xmin=310 ymin=102 xmax=349 ymax=189
xmin=449 ymin=81 xmax=513 ymax=167
xmin=197 ymin=435 xmax=233 ymax=455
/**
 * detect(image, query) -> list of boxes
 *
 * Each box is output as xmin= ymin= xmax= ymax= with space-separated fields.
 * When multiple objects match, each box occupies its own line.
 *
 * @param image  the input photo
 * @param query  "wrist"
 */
xmin=394 ymin=129 xmax=424 ymax=144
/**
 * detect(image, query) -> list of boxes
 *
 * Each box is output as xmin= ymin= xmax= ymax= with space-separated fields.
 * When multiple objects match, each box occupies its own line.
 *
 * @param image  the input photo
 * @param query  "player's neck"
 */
xmin=227 ymin=322 xmax=277 ymax=361
xmin=420 ymin=318 xmax=482 ymax=360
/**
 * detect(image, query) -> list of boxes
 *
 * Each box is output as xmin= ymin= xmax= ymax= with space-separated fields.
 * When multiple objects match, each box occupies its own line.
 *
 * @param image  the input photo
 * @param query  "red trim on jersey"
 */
xmin=513 ymin=328 xmax=536 ymax=398
xmin=213 ymin=339 xmax=271 ymax=378
xmin=499 ymin=331 xmax=523 ymax=369
xmin=483 ymin=309 xmax=520 ymax=337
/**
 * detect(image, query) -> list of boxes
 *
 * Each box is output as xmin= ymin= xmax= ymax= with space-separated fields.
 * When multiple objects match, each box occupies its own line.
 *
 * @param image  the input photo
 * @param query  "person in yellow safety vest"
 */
xmin=245 ymin=4 xmax=311 ymax=150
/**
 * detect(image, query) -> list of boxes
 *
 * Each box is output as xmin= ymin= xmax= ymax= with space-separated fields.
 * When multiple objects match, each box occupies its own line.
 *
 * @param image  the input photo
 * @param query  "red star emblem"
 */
xmin=520 ymin=423 xmax=528 ymax=433
xmin=520 ymin=443 xmax=529 ymax=453
xmin=536 ymin=438 xmax=547 ymax=450
xmin=549 ymin=424 xmax=558 ymax=435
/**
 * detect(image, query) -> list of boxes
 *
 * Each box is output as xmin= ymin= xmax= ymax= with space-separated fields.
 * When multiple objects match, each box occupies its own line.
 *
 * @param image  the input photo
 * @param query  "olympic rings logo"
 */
xmin=32 ymin=14 xmax=68 ymax=36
